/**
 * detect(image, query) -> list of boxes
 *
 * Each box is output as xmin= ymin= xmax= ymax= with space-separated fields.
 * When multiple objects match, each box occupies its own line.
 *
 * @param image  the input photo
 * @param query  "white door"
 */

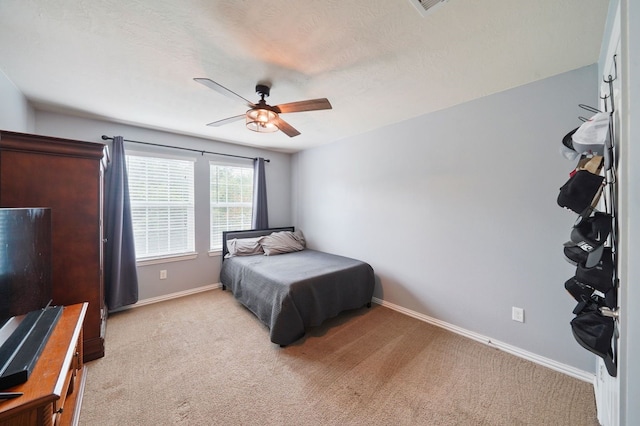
xmin=594 ymin=3 xmax=620 ymax=425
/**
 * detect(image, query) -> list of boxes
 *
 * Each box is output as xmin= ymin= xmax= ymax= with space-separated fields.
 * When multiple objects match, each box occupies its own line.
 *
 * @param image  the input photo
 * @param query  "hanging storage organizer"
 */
xmin=556 ymin=59 xmax=619 ymax=377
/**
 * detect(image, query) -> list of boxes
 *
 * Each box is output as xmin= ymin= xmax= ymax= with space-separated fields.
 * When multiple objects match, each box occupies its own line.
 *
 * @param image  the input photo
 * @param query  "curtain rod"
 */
xmin=100 ymin=135 xmax=270 ymax=162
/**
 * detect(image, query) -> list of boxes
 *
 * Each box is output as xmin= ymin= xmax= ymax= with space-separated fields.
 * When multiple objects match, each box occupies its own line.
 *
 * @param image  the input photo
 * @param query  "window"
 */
xmin=210 ymin=163 xmax=254 ymax=251
xmin=126 ymin=153 xmax=195 ymax=260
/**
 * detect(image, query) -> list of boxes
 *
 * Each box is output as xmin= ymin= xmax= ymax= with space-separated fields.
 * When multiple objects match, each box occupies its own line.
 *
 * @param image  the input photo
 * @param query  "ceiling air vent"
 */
xmin=408 ymin=0 xmax=448 ymax=17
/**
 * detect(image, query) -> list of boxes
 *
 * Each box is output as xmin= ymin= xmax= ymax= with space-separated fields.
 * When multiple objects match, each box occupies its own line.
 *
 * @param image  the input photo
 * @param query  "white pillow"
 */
xmin=225 ymin=237 xmax=264 ymax=258
xmin=259 ymin=231 xmax=305 ymax=256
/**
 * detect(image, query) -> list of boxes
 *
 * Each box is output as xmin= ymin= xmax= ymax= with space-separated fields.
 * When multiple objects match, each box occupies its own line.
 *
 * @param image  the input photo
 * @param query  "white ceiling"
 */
xmin=0 ymin=0 xmax=609 ymax=153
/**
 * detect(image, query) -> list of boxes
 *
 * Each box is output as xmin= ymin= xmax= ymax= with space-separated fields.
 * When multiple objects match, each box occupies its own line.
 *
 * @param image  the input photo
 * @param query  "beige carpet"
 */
xmin=79 ymin=289 xmax=598 ymax=425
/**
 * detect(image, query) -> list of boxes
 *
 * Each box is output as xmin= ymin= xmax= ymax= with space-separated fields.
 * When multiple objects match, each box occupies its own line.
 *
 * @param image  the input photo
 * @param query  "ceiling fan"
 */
xmin=194 ymin=78 xmax=332 ymax=138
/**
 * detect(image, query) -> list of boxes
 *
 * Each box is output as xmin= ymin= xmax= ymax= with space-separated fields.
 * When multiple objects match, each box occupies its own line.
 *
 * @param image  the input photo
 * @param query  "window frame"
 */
xmin=125 ymin=150 xmax=197 ymax=264
xmin=209 ymin=160 xmax=255 ymax=254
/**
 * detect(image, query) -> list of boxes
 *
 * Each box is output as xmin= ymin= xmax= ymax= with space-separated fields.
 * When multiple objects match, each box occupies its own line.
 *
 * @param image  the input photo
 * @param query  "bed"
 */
xmin=220 ymin=227 xmax=375 ymax=346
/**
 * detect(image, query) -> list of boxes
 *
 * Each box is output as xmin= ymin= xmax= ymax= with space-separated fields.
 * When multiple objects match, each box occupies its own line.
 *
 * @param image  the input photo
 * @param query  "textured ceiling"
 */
xmin=0 ymin=0 xmax=609 ymax=153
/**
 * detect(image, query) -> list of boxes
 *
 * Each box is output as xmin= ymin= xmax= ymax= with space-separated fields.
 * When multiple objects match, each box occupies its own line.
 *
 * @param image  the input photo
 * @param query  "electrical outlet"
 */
xmin=512 ymin=307 xmax=524 ymax=323
xmin=160 ymin=270 xmax=167 ymax=280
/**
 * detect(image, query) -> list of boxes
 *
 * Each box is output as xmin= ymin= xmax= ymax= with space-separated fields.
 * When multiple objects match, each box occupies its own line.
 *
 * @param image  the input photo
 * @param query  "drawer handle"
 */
xmin=56 ymin=407 xmax=64 ymax=414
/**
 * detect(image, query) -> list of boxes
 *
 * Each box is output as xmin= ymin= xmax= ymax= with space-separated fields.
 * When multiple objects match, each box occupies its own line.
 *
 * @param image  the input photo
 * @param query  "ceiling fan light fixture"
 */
xmin=195 ymin=78 xmax=328 ymax=137
xmin=246 ymin=108 xmax=278 ymax=133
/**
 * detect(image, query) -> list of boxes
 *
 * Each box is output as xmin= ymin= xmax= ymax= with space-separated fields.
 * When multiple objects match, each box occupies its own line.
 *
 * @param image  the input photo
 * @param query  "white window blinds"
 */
xmin=126 ymin=154 xmax=195 ymax=260
xmin=210 ymin=163 xmax=254 ymax=251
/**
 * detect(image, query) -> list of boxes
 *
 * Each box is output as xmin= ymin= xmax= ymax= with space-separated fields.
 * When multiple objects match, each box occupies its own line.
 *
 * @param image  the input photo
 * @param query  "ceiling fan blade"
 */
xmin=206 ymin=114 xmax=246 ymax=127
xmin=272 ymin=116 xmax=301 ymax=137
xmin=194 ymin=78 xmax=255 ymax=108
xmin=274 ymin=98 xmax=332 ymax=114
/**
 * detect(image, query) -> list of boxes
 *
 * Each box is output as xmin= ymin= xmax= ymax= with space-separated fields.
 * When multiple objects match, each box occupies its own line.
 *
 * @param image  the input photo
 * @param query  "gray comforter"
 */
xmin=220 ymin=249 xmax=375 ymax=346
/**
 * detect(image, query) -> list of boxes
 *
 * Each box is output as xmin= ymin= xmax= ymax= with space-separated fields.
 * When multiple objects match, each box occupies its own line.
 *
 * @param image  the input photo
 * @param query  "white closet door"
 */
xmin=594 ymin=3 xmax=620 ymax=426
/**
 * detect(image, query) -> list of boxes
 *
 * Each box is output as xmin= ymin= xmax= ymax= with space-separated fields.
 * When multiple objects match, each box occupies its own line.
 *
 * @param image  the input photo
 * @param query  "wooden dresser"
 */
xmin=0 ymin=303 xmax=87 ymax=425
xmin=0 ymin=131 xmax=106 ymax=362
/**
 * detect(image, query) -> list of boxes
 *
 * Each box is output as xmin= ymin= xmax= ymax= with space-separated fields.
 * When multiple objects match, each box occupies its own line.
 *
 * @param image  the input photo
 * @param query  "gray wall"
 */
xmin=292 ymin=65 xmax=598 ymax=372
xmin=0 ymin=69 xmax=34 ymax=132
xmin=34 ymin=111 xmax=292 ymax=301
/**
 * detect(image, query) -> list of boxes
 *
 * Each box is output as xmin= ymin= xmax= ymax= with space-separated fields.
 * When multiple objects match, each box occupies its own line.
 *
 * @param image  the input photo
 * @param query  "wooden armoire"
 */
xmin=0 ymin=130 xmax=106 ymax=362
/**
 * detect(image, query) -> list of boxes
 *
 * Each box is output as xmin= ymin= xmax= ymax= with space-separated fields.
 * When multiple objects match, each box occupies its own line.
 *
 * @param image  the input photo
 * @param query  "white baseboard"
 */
xmin=111 ymin=283 xmax=221 ymax=313
xmin=372 ymin=297 xmax=595 ymax=384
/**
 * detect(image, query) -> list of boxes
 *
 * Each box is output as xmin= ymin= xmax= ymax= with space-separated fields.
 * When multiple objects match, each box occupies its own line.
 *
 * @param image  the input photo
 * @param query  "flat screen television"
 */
xmin=0 ymin=208 xmax=52 ymax=322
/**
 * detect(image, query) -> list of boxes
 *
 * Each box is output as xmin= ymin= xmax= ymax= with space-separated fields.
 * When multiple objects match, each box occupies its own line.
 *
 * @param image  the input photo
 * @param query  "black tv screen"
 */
xmin=0 ymin=208 xmax=52 ymax=320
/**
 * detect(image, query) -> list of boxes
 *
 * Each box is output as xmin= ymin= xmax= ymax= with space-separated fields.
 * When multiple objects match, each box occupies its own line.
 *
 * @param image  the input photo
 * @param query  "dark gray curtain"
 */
xmin=252 ymin=157 xmax=269 ymax=229
xmin=104 ymin=136 xmax=139 ymax=311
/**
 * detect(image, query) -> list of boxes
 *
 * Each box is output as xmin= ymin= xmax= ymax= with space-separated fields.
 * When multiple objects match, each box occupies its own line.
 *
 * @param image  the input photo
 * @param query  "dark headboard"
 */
xmin=222 ymin=227 xmax=295 ymax=260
